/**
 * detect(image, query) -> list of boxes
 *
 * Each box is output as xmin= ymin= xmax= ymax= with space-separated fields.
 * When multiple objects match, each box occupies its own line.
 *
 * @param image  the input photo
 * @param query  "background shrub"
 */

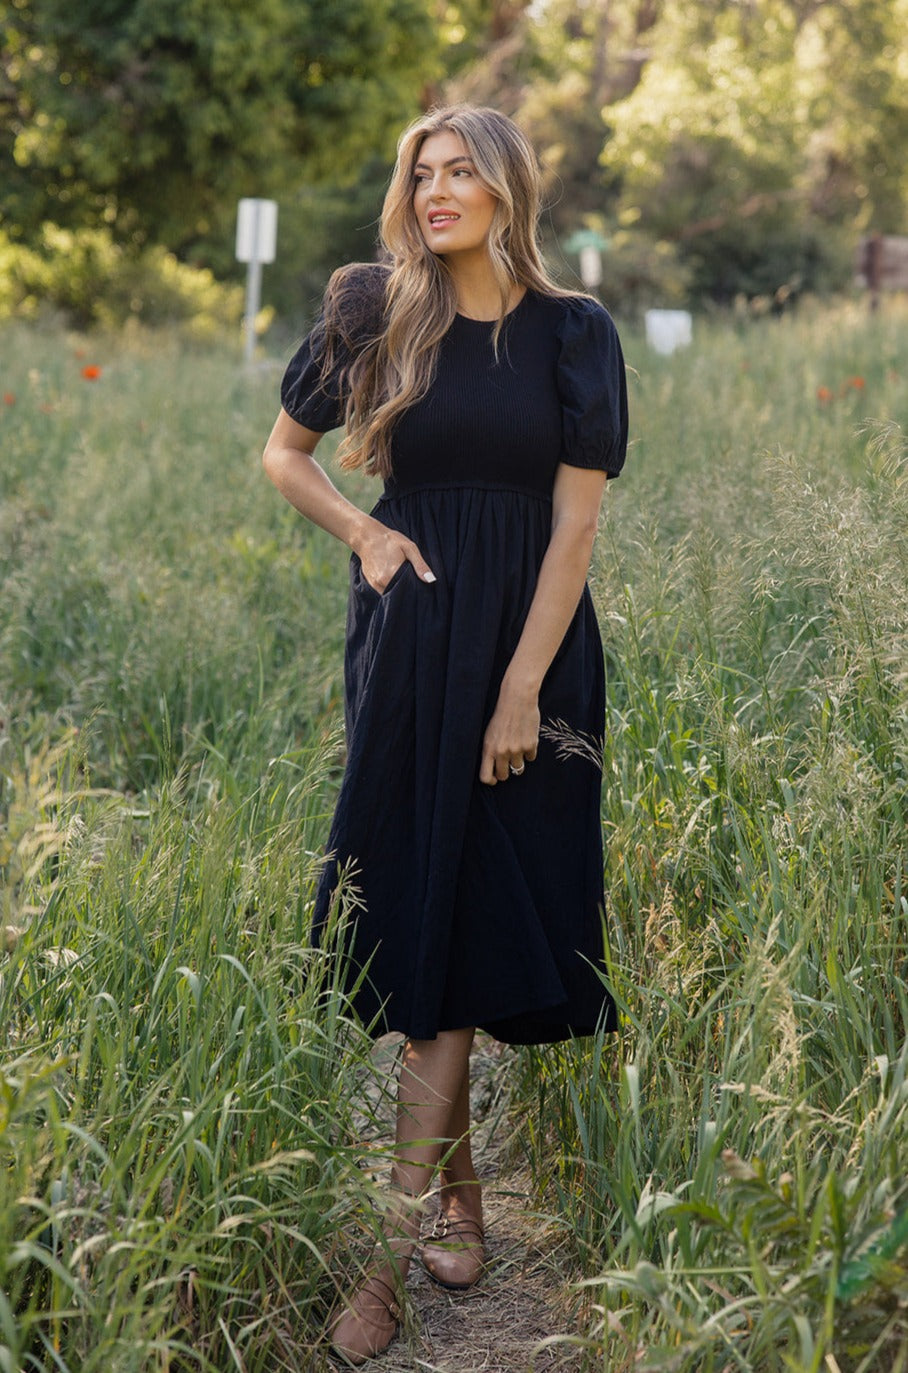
xmin=0 ymin=226 xmax=245 ymax=335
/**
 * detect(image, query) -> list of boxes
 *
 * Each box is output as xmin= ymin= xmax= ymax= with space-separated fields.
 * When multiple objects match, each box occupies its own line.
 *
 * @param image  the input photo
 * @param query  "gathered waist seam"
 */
xmin=379 ymin=481 xmax=553 ymax=504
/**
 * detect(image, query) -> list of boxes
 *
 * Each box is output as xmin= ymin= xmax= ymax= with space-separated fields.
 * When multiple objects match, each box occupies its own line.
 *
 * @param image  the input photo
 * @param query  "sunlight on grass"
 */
xmin=512 ymin=304 xmax=908 ymax=1370
xmin=1 ymin=303 xmax=906 ymax=1369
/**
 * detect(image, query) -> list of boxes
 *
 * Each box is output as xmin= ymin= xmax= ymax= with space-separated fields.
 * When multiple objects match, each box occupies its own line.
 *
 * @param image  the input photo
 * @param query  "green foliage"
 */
xmin=0 ymin=728 xmax=396 ymax=1371
xmin=1 ymin=0 xmax=442 ymax=264
xmin=506 ymin=302 xmax=908 ymax=1369
xmin=809 ymin=0 xmax=908 ymax=232
xmin=555 ymin=223 xmax=692 ymax=316
xmin=0 ymin=325 xmax=352 ymax=790
xmin=521 ymin=0 xmax=642 ymax=234
xmin=264 ymin=162 xmax=390 ymax=325
xmin=597 ymin=0 xmax=908 ymax=303
xmin=2 ymin=304 xmax=907 ymax=1365
xmin=3 ymin=0 xmax=907 ymax=317
xmin=0 ymin=322 xmax=402 ymax=1367
xmin=0 ymin=225 xmax=244 ymax=331
xmin=586 ymin=1140 xmax=908 ymax=1369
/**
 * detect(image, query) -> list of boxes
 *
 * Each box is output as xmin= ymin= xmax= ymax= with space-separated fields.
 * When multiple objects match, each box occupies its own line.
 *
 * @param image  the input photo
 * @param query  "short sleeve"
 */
xmin=556 ymin=297 xmax=629 ymax=477
xmin=279 ymin=262 xmax=389 ymax=433
xmin=280 ymin=314 xmax=345 ymax=432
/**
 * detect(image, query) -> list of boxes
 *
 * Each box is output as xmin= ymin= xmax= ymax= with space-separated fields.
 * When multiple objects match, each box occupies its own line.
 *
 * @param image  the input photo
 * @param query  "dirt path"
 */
xmin=324 ymin=1034 xmax=588 ymax=1373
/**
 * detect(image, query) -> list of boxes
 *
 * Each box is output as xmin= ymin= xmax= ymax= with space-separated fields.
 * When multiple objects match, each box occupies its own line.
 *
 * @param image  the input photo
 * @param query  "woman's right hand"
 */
xmin=356 ymin=521 xmax=436 ymax=592
xmin=262 ymin=411 xmax=436 ymax=592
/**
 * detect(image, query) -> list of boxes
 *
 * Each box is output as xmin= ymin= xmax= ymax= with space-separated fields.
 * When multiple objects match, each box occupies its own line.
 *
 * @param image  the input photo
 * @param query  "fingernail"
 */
xmin=422 ymin=571 xmax=436 ymax=583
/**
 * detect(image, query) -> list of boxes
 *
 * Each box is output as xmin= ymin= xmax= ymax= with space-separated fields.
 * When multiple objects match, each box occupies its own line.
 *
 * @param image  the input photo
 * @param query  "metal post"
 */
xmin=243 ymin=199 xmax=262 ymax=364
xmin=244 ymin=255 xmax=262 ymax=364
xmin=236 ymin=197 xmax=277 ymax=364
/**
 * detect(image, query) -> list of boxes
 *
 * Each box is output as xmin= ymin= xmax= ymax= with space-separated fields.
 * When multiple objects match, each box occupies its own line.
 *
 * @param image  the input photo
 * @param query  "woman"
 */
xmin=263 ymin=104 xmax=627 ymax=1364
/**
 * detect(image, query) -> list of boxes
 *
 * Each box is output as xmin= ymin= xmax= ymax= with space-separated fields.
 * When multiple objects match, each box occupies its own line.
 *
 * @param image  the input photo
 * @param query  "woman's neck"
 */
xmin=445 ymin=253 xmax=522 ymax=322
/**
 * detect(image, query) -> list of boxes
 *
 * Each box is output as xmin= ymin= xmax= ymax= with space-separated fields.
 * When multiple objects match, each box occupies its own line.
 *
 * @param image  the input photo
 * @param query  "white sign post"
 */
xmin=236 ymin=198 xmax=278 ymax=364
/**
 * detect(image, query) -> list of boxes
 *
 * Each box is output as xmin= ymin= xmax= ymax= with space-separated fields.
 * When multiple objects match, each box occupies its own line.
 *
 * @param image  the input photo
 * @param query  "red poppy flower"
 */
xmin=3 ymin=392 xmax=14 ymax=405
xmin=846 ymin=375 xmax=865 ymax=390
xmin=81 ymin=365 xmax=102 ymax=381
xmin=816 ymin=386 xmax=833 ymax=402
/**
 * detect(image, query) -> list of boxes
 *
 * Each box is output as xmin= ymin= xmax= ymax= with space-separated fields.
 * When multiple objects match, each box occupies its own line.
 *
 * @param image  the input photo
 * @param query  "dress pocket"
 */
xmin=351 ymin=553 xmax=410 ymax=599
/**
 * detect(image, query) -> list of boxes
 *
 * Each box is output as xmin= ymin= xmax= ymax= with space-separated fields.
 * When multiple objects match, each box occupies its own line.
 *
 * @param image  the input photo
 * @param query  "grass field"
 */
xmin=1 ymin=299 xmax=906 ymax=1371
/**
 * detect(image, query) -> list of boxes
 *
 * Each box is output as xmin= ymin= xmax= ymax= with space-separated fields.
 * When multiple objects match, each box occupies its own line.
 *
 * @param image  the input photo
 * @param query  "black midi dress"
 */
xmin=281 ymin=271 xmax=628 ymax=1045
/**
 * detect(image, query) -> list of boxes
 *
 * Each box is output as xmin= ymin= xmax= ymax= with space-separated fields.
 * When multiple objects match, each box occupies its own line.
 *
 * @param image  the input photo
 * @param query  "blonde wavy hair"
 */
xmin=323 ymin=104 xmax=571 ymax=478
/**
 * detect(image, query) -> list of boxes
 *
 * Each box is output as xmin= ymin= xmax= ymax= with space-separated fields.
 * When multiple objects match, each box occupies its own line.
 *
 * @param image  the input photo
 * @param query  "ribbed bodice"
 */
xmin=383 ymin=294 xmax=562 ymax=499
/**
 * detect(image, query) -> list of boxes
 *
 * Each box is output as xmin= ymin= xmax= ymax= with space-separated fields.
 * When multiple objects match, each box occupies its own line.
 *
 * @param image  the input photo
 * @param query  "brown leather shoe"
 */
xmin=420 ymin=1212 xmax=485 ymax=1291
xmin=328 ymin=1272 xmax=402 ymax=1366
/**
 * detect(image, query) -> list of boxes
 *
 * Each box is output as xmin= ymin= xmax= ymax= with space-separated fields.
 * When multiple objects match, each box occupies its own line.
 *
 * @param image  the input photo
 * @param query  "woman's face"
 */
xmin=412 ymin=130 xmax=498 ymax=259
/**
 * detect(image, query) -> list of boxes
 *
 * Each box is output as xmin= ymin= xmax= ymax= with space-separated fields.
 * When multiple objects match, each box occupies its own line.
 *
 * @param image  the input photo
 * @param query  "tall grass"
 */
xmin=0 ymin=324 xmax=393 ymax=1370
xmin=512 ymin=302 xmax=908 ymax=1370
xmin=0 ymin=329 xmax=351 ymax=793
xmin=1 ymin=729 xmax=374 ymax=1372
xmin=1 ymin=302 xmax=906 ymax=1369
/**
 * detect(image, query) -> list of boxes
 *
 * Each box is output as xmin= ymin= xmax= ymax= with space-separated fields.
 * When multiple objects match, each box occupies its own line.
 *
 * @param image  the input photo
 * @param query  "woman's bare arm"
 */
xmin=262 ymin=408 xmax=435 ymax=590
xmin=479 ymin=464 xmax=607 ymax=785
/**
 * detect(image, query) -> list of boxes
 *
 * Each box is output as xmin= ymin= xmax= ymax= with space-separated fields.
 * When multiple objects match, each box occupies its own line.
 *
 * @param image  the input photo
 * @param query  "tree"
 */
xmin=599 ymin=0 xmax=908 ymax=300
xmin=518 ymin=0 xmax=661 ymax=235
xmin=0 ymin=0 xmax=445 ymax=262
xmin=805 ymin=0 xmax=908 ymax=232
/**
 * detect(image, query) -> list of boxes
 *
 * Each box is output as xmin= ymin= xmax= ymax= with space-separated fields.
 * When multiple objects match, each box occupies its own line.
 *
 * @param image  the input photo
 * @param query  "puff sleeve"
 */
xmin=279 ymin=263 xmax=388 ymax=432
xmin=280 ymin=313 xmax=345 ymax=432
xmin=556 ymin=297 xmax=628 ymax=478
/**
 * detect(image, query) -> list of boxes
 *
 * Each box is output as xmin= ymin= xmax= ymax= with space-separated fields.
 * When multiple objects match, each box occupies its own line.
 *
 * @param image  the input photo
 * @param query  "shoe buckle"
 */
xmin=428 ymin=1213 xmax=450 ymax=1242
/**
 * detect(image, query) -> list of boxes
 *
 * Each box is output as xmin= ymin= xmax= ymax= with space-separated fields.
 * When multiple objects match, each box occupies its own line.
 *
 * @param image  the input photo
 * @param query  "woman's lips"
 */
xmin=428 ymin=212 xmax=460 ymax=229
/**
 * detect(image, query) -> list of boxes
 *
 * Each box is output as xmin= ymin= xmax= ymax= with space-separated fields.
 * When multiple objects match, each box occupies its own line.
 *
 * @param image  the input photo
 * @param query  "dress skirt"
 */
xmin=312 ymin=483 xmax=616 ymax=1045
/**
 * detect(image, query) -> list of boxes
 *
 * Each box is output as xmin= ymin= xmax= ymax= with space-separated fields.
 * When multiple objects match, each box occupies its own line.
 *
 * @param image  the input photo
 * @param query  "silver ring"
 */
xmin=509 ymin=763 xmax=525 ymax=777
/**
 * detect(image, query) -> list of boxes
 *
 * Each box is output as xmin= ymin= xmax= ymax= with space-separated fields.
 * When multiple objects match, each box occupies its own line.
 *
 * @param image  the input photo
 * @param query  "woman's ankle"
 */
xmin=370 ymin=1245 xmax=413 ymax=1290
xmin=381 ymin=1183 xmax=424 ymax=1267
xmin=438 ymin=1177 xmax=483 ymax=1218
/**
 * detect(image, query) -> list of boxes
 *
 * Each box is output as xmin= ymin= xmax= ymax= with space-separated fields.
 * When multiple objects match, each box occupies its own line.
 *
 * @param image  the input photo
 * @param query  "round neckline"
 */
xmin=454 ymin=289 xmax=530 ymax=324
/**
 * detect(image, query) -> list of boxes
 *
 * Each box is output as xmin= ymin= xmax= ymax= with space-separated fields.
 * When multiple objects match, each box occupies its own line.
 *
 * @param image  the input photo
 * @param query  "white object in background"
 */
xmin=645 ymin=309 xmax=693 ymax=355
xmin=236 ymin=198 xmax=278 ymax=363
xmin=236 ymin=198 xmax=278 ymax=264
xmin=579 ymin=244 xmax=602 ymax=289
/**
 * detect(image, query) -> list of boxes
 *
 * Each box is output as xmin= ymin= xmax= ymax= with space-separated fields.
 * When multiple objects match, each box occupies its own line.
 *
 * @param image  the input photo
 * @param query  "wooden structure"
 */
xmin=855 ymin=235 xmax=908 ymax=308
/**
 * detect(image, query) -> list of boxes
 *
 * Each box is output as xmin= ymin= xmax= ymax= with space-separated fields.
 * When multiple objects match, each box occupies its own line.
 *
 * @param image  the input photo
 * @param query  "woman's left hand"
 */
xmin=479 ymin=683 xmax=540 ymax=785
